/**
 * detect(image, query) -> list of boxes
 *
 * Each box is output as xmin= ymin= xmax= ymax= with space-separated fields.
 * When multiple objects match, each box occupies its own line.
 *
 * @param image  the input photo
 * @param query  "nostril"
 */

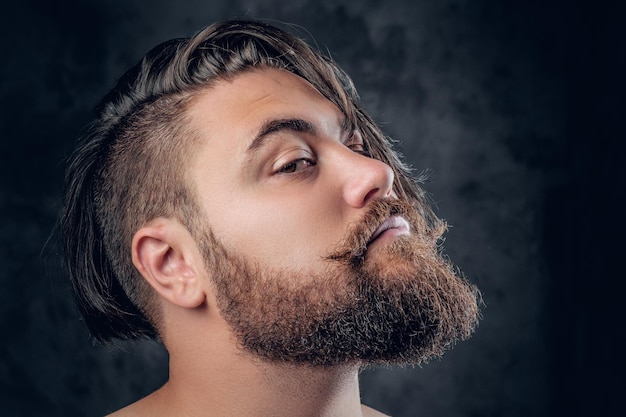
xmin=363 ymin=188 xmax=380 ymax=204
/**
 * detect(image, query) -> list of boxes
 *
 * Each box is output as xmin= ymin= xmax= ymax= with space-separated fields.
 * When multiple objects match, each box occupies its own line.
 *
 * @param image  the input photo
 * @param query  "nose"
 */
xmin=341 ymin=152 xmax=395 ymax=208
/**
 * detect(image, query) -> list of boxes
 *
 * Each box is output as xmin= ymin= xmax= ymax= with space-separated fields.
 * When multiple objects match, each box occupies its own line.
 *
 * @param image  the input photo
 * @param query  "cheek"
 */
xmin=214 ymin=195 xmax=344 ymax=269
xmin=196 ymin=165 xmax=347 ymax=269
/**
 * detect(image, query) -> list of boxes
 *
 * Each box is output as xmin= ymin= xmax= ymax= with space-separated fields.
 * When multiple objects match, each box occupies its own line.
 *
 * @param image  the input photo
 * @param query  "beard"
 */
xmin=196 ymin=198 xmax=480 ymax=367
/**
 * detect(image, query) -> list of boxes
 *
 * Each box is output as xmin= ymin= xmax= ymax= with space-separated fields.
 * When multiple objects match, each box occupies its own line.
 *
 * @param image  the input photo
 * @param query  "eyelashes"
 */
xmin=347 ymin=142 xmax=369 ymax=156
xmin=272 ymin=136 xmax=369 ymax=176
xmin=277 ymin=158 xmax=317 ymax=174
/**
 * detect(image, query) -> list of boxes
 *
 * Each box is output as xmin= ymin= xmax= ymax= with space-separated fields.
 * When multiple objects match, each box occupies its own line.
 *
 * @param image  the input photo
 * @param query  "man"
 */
xmin=62 ymin=19 xmax=480 ymax=416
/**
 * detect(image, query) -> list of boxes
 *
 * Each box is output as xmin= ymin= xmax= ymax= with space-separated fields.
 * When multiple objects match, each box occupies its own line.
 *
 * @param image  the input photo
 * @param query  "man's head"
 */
xmin=62 ymin=19 xmax=478 ymax=365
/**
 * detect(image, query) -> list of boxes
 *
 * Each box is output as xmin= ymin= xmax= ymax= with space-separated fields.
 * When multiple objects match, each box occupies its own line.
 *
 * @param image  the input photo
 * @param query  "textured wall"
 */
xmin=1 ymin=0 xmax=623 ymax=416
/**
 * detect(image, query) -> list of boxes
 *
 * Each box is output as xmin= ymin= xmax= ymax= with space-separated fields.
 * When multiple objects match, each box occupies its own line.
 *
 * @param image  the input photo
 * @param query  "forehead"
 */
xmin=187 ymin=67 xmax=342 ymax=137
xmin=184 ymin=67 xmax=345 ymax=163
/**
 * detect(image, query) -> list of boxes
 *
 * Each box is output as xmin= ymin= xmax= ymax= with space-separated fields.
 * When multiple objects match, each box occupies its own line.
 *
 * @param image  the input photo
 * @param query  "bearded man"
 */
xmin=62 ymin=19 xmax=480 ymax=417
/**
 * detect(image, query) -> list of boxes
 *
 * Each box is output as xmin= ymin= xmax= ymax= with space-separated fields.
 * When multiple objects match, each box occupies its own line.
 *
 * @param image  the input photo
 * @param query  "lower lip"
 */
xmin=369 ymin=225 xmax=411 ymax=247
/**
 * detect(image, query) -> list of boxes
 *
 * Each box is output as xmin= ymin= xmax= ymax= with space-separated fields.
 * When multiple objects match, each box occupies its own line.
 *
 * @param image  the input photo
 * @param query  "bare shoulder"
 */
xmin=105 ymin=408 xmax=133 ymax=417
xmin=104 ymin=394 xmax=159 ymax=417
xmin=104 ymin=383 xmax=173 ymax=417
xmin=105 ymin=404 xmax=142 ymax=417
xmin=361 ymin=404 xmax=391 ymax=417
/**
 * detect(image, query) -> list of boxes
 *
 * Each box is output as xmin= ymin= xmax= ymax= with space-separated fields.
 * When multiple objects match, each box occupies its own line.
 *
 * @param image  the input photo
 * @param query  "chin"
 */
xmin=362 ymin=235 xmax=421 ymax=279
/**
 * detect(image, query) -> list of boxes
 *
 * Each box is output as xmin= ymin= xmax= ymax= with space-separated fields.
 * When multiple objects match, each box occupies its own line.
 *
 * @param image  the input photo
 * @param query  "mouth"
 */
xmin=367 ymin=215 xmax=411 ymax=246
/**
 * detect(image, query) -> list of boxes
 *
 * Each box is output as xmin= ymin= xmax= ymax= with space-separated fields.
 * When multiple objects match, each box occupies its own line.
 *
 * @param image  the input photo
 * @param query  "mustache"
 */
xmin=325 ymin=198 xmax=416 ymax=267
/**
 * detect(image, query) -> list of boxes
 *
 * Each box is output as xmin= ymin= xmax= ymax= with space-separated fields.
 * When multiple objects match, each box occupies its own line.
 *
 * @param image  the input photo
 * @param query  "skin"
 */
xmin=115 ymin=68 xmax=399 ymax=416
xmin=189 ymin=68 xmax=397 ymax=272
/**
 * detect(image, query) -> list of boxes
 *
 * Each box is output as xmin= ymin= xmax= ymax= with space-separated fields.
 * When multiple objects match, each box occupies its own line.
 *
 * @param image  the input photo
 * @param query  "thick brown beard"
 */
xmin=197 ymin=199 xmax=480 ymax=367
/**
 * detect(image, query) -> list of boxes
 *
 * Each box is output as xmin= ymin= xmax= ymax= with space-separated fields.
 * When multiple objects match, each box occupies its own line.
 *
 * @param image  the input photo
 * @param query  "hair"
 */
xmin=62 ymin=19 xmax=440 ymax=343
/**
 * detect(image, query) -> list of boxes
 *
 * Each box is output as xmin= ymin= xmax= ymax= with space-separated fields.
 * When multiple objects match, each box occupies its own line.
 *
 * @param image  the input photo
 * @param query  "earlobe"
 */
xmin=132 ymin=219 xmax=206 ymax=309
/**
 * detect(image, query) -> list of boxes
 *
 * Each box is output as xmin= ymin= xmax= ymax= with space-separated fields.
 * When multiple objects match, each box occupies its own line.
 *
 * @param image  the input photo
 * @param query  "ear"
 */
xmin=132 ymin=218 xmax=206 ymax=309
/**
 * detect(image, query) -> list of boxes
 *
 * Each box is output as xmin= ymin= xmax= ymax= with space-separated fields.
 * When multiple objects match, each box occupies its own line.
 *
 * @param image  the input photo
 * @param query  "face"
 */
xmin=185 ymin=68 xmax=479 ymax=365
xmin=187 ymin=68 xmax=395 ymax=274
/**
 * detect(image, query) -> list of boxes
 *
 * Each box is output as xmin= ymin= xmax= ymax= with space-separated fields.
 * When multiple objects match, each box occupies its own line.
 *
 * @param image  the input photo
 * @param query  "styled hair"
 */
xmin=62 ymin=19 xmax=439 ymax=343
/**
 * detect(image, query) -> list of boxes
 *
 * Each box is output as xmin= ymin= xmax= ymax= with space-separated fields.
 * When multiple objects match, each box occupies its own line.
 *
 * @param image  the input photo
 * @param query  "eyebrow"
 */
xmin=246 ymin=118 xmax=316 ymax=154
xmin=246 ymin=115 xmax=354 ymax=155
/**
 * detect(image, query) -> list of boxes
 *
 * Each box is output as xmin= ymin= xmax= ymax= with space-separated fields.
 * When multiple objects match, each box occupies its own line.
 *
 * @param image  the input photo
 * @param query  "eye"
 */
xmin=277 ymin=158 xmax=317 ymax=174
xmin=345 ymin=129 xmax=369 ymax=156
xmin=347 ymin=141 xmax=370 ymax=156
xmin=348 ymin=143 xmax=365 ymax=153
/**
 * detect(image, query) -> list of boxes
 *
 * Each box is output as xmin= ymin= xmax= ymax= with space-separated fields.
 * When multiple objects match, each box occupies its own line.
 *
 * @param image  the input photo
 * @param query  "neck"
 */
xmin=107 ymin=299 xmax=388 ymax=417
xmin=126 ymin=314 xmax=368 ymax=417
xmin=160 ymin=351 xmax=363 ymax=417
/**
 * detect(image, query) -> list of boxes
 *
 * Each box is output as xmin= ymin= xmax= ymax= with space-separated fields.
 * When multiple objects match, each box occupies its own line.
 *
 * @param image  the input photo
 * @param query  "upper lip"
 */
xmin=368 ymin=215 xmax=410 ymax=244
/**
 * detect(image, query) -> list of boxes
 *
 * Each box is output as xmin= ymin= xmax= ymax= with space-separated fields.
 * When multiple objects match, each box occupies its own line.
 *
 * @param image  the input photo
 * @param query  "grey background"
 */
xmin=1 ymin=0 xmax=623 ymax=416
